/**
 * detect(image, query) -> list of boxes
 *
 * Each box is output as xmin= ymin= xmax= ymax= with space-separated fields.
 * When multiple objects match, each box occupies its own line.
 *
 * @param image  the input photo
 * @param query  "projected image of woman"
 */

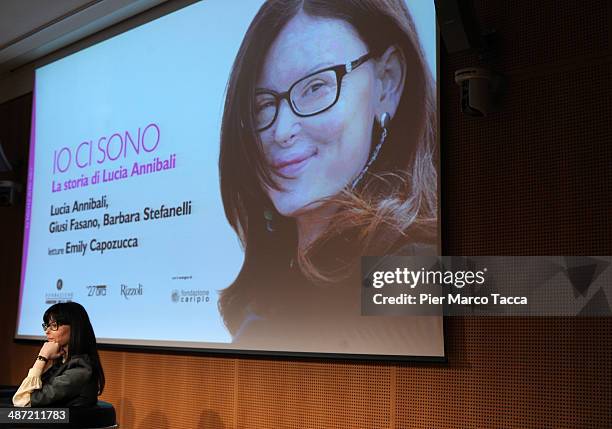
xmin=13 ymin=302 xmax=105 ymax=407
xmin=218 ymin=0 xmax=439 ymax=352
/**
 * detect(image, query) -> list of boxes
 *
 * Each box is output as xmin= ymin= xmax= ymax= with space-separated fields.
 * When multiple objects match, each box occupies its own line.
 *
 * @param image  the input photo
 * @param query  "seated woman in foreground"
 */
xmin=13 ymin=302 xmax=105 ymax=407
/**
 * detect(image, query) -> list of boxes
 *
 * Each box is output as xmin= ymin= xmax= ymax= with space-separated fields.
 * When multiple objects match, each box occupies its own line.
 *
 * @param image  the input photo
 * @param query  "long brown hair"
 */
xmin=218 ymin=0 xmax=437 ymax=335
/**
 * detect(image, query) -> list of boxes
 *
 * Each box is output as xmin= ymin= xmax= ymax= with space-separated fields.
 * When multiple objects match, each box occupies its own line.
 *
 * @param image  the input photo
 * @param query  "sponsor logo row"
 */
xmin=46 ymin=279 xmax=209 ymax=304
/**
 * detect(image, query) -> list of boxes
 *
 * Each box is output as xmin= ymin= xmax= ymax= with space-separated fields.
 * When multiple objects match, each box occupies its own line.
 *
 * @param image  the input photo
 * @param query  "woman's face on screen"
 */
xmin=256 ymin=12 xmax=378 ymax=217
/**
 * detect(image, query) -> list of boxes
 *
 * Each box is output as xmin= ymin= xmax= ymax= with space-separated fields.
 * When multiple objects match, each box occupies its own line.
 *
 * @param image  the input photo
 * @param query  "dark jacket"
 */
xmin=31 ymin=354 xmax=98 ymax=407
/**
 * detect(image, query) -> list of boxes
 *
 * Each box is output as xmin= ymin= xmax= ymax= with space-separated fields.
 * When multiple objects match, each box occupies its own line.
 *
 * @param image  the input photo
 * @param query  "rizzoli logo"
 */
xmin=121 ymin=283 xmax=143 ymax=299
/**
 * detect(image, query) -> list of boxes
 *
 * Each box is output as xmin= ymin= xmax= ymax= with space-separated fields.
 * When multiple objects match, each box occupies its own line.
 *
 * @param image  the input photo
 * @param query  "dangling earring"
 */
xmin=264 ymin=209 xmax=275 ymax=232
xmin=351 ymin=112 xmax=390 ymax=190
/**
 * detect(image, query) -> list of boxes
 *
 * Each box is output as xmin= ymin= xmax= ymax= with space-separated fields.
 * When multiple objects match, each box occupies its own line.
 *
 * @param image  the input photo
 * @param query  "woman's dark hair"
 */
xmin=219 ymin=0 xmax=437 ymax=335
xmin=43 ymin=302 xmax=105 ymax=395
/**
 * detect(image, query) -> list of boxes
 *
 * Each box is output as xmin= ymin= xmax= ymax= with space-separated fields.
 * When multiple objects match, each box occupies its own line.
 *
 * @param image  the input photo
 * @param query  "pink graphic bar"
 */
xmin=17 ymin=80 xmax=37 ymax=330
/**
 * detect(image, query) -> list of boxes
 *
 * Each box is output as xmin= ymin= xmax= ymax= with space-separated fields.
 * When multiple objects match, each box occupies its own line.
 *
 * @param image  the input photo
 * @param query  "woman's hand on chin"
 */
xmin=39 ymin=341 xmax=61 ymax=359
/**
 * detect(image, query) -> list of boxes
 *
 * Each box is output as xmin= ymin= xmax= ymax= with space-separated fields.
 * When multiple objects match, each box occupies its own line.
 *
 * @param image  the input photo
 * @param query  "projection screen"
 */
xmin=16 ymin=0 xmax=443 ymax=359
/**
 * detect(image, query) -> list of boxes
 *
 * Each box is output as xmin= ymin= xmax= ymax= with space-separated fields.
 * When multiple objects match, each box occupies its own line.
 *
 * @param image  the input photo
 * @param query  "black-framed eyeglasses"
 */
xmin=42 ymin=321 xmax=62 ymax=331
xmin=254 ymin=52 xmax=372 ymax=132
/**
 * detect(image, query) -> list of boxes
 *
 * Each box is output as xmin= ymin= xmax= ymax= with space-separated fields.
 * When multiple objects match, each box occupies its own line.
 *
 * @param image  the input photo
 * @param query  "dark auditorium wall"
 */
xmin=1 ymin=0 xmax=611 ymax=427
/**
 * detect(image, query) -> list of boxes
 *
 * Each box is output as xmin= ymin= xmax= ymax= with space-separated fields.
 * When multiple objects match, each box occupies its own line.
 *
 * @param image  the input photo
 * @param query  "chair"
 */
xmin=67 ymin=400 xmax=118 ymax=428
xmin=0 ymin=384 xmax=18 ymax=406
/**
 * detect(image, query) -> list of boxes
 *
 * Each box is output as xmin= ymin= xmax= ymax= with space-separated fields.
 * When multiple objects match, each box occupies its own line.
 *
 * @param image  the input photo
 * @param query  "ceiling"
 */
xmin=0 ymin=0 xmax=167 ymax=75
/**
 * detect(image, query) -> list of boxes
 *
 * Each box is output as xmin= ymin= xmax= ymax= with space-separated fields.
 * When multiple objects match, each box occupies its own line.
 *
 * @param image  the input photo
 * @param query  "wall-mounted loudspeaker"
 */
xmin=0 ymin=180 xmax=21 ymax=206
xmin=434 ymin=0 xmax=482 ymax=53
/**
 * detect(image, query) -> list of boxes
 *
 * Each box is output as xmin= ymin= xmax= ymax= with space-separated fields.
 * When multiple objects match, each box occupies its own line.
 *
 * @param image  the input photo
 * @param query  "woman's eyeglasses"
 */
xmin=42 ymin=321 xmax=62 ymax=331
xmin=254 ymin=52 xmax=371 ymax=132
